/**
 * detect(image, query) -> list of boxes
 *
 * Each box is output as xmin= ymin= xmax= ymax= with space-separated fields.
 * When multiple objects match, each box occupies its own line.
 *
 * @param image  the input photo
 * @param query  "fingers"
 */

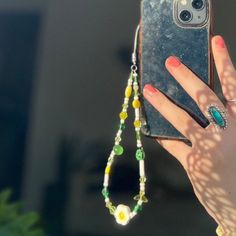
xmin=211 ymin=35 xmax=236 ymax=102
xmin=165 ymin=56 xmax=226 ymax=117
xmin=143 ymin=84 xmax=203 ymax=141
xmin=156 ymin=138 xmax=192 ymax=169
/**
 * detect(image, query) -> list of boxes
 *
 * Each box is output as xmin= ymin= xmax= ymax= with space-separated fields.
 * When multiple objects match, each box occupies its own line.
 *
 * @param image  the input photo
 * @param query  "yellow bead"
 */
xmin=120 ymin=112 xmax=128 ymax=120
xmin=134 ymin=120 xmax=141 ymax=128
xmin=132 ymin=100 xmax=141 ymax=108
xmin=125 ymin=86 xmax=132 ymax=98
xmin=105 ymin=166 xmax=111 ymax=174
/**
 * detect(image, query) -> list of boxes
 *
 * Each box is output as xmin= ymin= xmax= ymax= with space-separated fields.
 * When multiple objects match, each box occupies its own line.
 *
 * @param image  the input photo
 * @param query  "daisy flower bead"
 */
xmin=114 ymin=204 xmax=131 ymax=226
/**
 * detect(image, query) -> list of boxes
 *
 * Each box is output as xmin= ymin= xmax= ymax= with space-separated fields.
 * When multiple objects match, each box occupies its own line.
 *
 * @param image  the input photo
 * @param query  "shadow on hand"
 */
xmin=182 ymin=57 xmax=236 ymax=233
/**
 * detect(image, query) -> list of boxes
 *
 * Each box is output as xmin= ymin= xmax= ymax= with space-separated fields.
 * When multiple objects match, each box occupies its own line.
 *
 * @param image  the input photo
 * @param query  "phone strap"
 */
xmin=101 ymin=25 xmax=148 ymax=226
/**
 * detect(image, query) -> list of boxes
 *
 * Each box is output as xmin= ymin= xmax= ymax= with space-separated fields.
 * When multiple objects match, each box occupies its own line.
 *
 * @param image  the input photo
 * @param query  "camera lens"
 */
xmin=179 ymin=10 xmax=192 ymax=22
xmin=192 ymin=0 xmax=204 ymax=10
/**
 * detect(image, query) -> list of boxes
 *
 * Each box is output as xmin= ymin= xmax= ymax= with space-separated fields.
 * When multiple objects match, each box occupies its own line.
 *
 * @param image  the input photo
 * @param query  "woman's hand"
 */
xmin=143 ymin=35 xmax=236 ymax=234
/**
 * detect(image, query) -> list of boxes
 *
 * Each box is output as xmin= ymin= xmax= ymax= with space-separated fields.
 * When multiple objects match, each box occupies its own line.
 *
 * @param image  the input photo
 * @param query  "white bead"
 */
xmin=139 ymin=160 xmax=145 ymax=177
xmin=117 ymin=130 xmax=122 ymax=136
xmin=122 ymin=108 xmax=127 ymax=112
xmin=128 ymin=79 xmax=132 ymax=85
xmin=107 ymin=162 xmax=112 ymax=166
xmin=115 ymin=141 xmax=119 ymax=145
xmin=135 ymin=109 xmax=140 ymax=118
xmin=137 ymin=140 xmax=142 ymax=145
xmin=138 ymin=200 xmax=143 ymax=205
xmin=140 ymin=183 xmax=145 ymax=191
xmin=133 ymin=82 xmax=138 ymax=85
xmin=125 ymin=97 xmax=129 ymax=103
xmin=105 ymin=198 xmax=110 ymax=203
xmin=103 ymin=174 xmax=109 ymax=187
xmin=135 ymin=127 xmax=141 ymax=131
xmin=134 ymin=96 xmax=138 ymax=100
xmin=137 ymin=142 xmax=142 ymax=148
xmin=111 ymin=150 xmax=115 ymax=156
xmin=140 ymin=182 xmax=145 ymax=188
xmin=120 ymin=119 xmax=125 ymax=124
xmin=130 ymin=212 xmax=137 ymax=218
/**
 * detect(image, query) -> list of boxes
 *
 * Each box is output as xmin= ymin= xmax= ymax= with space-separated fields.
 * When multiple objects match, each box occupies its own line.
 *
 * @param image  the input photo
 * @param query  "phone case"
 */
xmin=139 ymin=0 xmax=213 ymax=141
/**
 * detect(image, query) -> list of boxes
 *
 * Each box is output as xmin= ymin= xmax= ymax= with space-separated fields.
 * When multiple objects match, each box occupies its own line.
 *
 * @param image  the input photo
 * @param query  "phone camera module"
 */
xmin=179 ymin=10 xmax=192 ymax=22
xmin=192 ymin=0 xmax=204 ymax=10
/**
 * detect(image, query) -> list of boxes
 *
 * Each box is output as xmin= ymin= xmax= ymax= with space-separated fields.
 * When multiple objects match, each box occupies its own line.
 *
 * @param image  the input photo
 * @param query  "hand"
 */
xmin=143 ymin=35 xmax=236 ymax=234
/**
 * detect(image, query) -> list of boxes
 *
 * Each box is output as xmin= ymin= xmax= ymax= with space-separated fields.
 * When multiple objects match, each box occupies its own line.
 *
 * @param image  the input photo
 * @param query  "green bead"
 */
xmin=136 ymin=148 xmax=145 ymax=161
xmin=113 ymin=145 xmax=124 ymax=156
xmin=102 ymin=188 xmax=109 ymax=198
xmin=119 ymin=123 xmax=126 ymax=131
xmin=134 ymin=204 xmax=142 ymax=213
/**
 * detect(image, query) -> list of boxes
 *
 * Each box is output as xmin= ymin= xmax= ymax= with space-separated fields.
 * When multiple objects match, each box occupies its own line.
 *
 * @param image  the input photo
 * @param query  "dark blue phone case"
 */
xmin=140 ymin=0 xmax=213 ymax=140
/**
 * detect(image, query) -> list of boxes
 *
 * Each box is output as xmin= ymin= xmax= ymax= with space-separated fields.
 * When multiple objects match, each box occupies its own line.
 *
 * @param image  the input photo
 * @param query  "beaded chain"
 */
xmin=101 ymin=25 xmax=148 ymax=226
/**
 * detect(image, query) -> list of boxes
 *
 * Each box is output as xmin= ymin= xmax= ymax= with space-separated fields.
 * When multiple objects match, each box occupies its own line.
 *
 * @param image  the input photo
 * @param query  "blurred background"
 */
xmin=0 ymin=0 xmax=235 ymax=235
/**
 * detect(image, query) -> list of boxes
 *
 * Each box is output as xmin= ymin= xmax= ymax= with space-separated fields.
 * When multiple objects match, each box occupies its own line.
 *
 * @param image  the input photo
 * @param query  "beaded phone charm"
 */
xmin=101 ymin=25 xmax=148 ymax=226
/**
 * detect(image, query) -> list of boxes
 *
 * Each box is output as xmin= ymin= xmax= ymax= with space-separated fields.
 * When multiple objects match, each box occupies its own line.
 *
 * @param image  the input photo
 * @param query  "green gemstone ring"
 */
xmin=206 ymin=104 xmax=228 ymax=130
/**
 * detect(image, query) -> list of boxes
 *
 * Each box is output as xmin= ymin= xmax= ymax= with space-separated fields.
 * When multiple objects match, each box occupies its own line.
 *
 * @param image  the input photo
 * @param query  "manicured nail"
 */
xmin=215 ymin=36 xmax=225 ymax=49
xmin=143 ymin=84 xmax=158 ymax=96
xmin=166 ymin=56 xmax=181 ymax=67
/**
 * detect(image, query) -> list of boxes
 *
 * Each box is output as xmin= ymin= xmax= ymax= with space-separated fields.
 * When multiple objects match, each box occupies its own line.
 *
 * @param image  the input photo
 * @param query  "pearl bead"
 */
xmin=139 ymin=160 xmax=145 ymax=177
xmin=138 ymin=200 xmax=143 ymax=205
xmin=105 ymin=198 xmax=110 ymax=203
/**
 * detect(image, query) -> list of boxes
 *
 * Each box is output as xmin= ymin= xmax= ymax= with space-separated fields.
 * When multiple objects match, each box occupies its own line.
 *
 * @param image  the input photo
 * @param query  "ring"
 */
xmin=226 ymin=98 xmax=236 ymax=102
xmin=206 ymin=104 xmax=228 ymax=130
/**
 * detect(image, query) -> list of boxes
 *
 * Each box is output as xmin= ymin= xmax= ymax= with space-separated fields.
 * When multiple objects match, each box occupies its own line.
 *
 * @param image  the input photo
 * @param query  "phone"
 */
xmin=139 ymin=0 xmax=213 ymax=141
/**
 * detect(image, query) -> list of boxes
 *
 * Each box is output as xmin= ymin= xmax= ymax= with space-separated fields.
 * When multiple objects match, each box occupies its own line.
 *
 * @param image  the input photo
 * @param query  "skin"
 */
xmin=143 ymin=35 xmax=236 ymax=234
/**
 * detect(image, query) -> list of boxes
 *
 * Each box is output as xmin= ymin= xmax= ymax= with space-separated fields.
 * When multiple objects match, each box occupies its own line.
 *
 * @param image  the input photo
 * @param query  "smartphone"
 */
xmin=139 ymin=0 xmax=213 ymax=141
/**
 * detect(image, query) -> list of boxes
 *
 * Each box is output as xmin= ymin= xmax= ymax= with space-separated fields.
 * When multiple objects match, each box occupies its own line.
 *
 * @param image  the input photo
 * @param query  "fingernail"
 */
xmin=143 ymin=84 xmax=158 ymax=96
xmin=166 ymin=56 xmax=181 ymax=67
xmin=215 ymin=36 xmax=225 ymax=49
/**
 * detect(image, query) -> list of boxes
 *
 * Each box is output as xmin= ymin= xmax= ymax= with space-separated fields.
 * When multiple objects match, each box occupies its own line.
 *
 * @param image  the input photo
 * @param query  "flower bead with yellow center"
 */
xmin=134 ymin=120 xmax=142 ymax=128
xmin=114 ymin=204 xmax=131 ymax=226
xmin=120 ymin=112 xmax=128 ymax=120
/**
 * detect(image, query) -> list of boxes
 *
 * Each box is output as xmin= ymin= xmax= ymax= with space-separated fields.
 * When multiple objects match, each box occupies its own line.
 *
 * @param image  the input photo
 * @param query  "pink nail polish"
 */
xmin=166 ymin=56 xmax=181 ymax=67
xmin=215 ymin=36 xmax=225 ymax=49
xmin=143 ymin=84 xmax=158 ymax=96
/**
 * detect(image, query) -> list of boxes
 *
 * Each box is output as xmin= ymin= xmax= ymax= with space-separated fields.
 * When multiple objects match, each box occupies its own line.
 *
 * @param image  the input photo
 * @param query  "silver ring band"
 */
xmin=227 ymin=99 xmax=236 ymax=102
